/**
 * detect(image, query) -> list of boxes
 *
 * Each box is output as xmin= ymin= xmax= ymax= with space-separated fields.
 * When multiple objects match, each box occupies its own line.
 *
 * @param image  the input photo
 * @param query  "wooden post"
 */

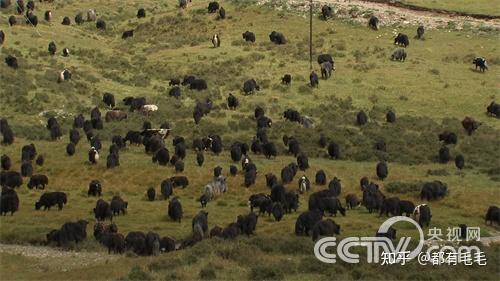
xmin=309 ymin=0 xmax=313 ymax=70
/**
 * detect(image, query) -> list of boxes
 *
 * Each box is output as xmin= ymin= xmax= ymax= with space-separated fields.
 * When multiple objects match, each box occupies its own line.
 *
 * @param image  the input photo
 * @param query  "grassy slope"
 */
xmin=1 ymin=0 xmax=500 ymax=280
xmin=400 ymin=0 xmax=500 ymax=16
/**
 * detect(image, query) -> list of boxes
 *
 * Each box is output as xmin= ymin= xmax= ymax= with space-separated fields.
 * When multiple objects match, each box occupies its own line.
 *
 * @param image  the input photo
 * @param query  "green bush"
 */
xmin=385 ymin=181 xmax=422 ymax=194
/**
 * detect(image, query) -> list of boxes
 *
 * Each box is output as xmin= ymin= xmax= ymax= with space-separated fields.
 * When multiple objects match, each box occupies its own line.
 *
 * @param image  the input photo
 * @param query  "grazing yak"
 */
xmin=229 ymin=165 xmax=237 ymax=175
xmin=368 ymin=15 xmax=379 ymax=30
xmin=485 ymin=206 xmax=500 ymax=225
xmin=462 ymin=117 xmax=481 ymax=135
xmin=417 ymin=25 xmax=425 ymax=39
xmin=237 ymin=212 xmax=258 ymax=235
xmin=58 ymin=69 xmax=71 ymax=82
xmin=212 ymin=34 xmax=220 ymax=48
xmin=413 ymin=204 xmax=432 ymax=227
xmin=66 ymin=143 xmax=75 ymax=156
xmin=262 ymin=141 xmax=277 ymax=158
xmin=320 ymin=61 xmax=333 ymax=79
xmin=189 ymin=79 xmax=208 ymax=90
xmin=35 ymin=192 xmax=67 ymax=211
xmin=160 ymin=179 xmax=173 ymax=200
xmin=298 ymin=175 xmax=310 ymax=194
xmin=44 ymin=10 xmax=52 ymax=22
xmin=297 ymin=153 xmax=309 ymax=170
xmin=312 ymin=219 xmax=340 ymax=241
xmin=315 ymin=170 xmax=327 ymax=185
xmin=192 ymin=211 xmax=209 ymax=239
xmin=271 ymin=202 xmax=284 ymax=221
xmin=472 ymin=57 xmax=488 ymax=72
xmin=380 ymin=197 xmax=400 ymax=217
xmin=345 ymin=194 xmax=360 ymax=209
xmin=147 ymin=187 xmax=155 ymax=201
xmin=376 ymin=161 xmax=388 ymax=180
xmin=169 ymin=86 xmax=181 ymax=98
xmin=46 ymin=220 xmax=89 ymax=246
xmin=168 ymin=197 xmax=183 ymax=222
xmin=169 ymin=78 xmax=180 ymax=86
xmin=486 ymin=101 xmax=499 ymax=118
xmin=137 ymin=8 xmax=146 ymax=18
xmin=141 ymin=104 xmax=158 ymax=116
xmin=8 ymin=16 xmax=16 ymax=26
xmin=455 ymin=154 xmax=465 ymax=169
xmin=61 ymin=16 xmax=70 ymax=25
xmin=21 ymin=143 xmax=36 ymax=161
xmin=122 ymin=30 xmax=134 ymax=39
xmin=438 ymin=131 xmax=457 ymax=145
xmin=27 ymin=174 xmax=49 ymax=189
xmin=48 ymin=41 xmax=57 ymax=55
xmin=0 ymin=0 xmax=11 ymax=9
xmin=243 ymin=79 xmax=260 ymax=95
xmin=5 ymin=55 xmax=18 ymax=69
xmin=269 ymin=31 xmax=287 ymax=44
xmin=295 ymin=210 xmax=323 ymax=236
xmin=248 ymin=193 xmax=272 ymax=214
xmin=88 ymin=180 xmax=102 ymax=197
xmin=362 ymin=184 xmax=385 ymax=213
xmin=328 ymin=177 xmax=342 ymax=197
xmin=356 ymin=110 xmax=368 ymax=125
xmin=20 ymin=161 xmax=33 ymax=177
xmin=106 ymin=153 xmax=119 ymax=169
xmin=179 ymin=0 xmax=188 ymax=9
xmin=170 ymin=176 xmax=189 ymax=188
xmin=87 ymin=9 xmax=97 ymax=21
xmin=96 ymin=19 xmax=106 ymax=30
xmin=242 ymin=31 xmax=255 ymax=42
xmin=94 ymin=199 xmax=113 ymax=221
xmin=321 ymin=5 xmax=333 ymax=20
xmin=438 ymin=146 xmax=450 ymax=163
xmin=386 ymin=110 xmax=396 ymax=123
xmin=317 ymin=53 xmax=334 ymax=65
xmin=394 ymin=33 xmax=410 ymax=47
xmin=0 ymin=171 xmax=23 ymax=188
xmin=310 ymin=71 xmax=319 ymax=87
xmin=219 ymin=6 xmax=225 ymax=19
xmin=227 ymin=93 xmax=239 ymax=109
xmin=105 ymin=110 xmax=127 ymax=122
xmin=102 ymin=92 xmax=115 ymax=108
xmin=110 ymin=196 xmax=127 ymax=216
xmin=420 ymin=181 xmax=447 ymax=200
xmin=281 ymin=74 xmax=292 ymax=85
xmin=208 ymin=1 xmax=219 ymax=13
xmin=1 ymin=155 xmax=11 ymax=171
xmin=25 ymin=12 xmax=37 ymax=26
xmin=327 ymin=142 xmax=340 ymax=159
xmin=391 ymin=48 xmax=407 ymax=61
xmin=1 ymin=187 xmax=19 ymax=215
xmin=399 ymin=200 xmax=415 ymax=216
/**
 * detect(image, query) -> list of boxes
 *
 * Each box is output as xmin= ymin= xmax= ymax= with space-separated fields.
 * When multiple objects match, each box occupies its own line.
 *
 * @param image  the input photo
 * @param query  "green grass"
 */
xmin=399 ymin=0 xmax=500 ymax=16
xmin=1 ymin=0 xmax=500 ymax=280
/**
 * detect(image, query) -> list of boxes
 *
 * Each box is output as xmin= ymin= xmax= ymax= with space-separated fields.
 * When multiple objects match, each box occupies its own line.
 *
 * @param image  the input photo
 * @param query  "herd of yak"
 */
xmin=1 ymin=0 xmax=500 ymax=256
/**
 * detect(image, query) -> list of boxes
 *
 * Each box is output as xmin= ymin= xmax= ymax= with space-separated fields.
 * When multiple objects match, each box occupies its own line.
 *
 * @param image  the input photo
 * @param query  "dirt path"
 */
xmin=0 ymin=243 xmax=118 ymax=271
xmin=258 ymin=0 xmax=500 ymax=29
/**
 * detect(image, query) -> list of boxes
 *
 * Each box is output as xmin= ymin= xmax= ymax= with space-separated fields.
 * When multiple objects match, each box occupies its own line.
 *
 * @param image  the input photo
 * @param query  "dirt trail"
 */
xmin=258 ymin=0 xmax=500 ymax=29
xmin=0 ymin=243 xmax=118 ymax=271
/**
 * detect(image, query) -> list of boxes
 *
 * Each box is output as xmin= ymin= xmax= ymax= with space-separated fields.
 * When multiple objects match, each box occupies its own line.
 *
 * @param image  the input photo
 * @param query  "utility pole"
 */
xmin=309 ymin=0 xmax=313 ymax=70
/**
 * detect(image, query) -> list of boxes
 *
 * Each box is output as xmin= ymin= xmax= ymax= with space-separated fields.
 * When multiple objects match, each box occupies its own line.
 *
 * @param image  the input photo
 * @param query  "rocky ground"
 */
xmin=258 ymin=0 xmax=500 ymax=29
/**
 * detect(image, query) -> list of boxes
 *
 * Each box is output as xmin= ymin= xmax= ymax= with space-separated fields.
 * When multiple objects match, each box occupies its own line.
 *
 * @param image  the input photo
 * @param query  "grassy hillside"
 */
xmin=1 ymin=0 xmax=500 ymax=280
